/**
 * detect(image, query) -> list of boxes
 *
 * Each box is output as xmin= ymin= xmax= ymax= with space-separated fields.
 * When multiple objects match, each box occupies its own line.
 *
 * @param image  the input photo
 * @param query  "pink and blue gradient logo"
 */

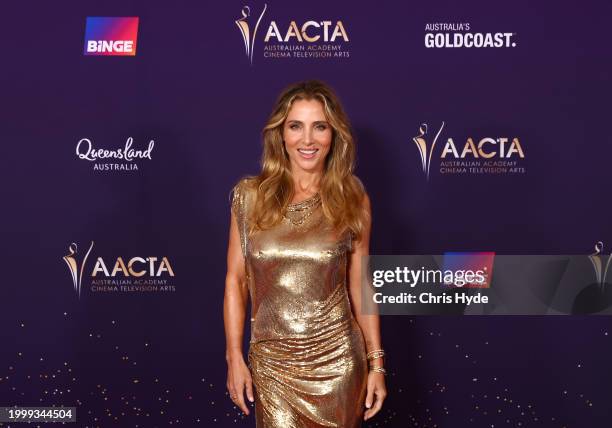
xmin=84 ymin=17 xmax=139 ymax=56
xmin=442 ymin=252 xmax=495 ymax=288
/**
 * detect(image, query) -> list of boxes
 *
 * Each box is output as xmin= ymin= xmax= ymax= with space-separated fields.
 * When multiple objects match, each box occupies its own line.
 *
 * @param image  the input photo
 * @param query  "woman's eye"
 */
xmin=289 ymin=123 xmax=300 ymax=130
xmin=316 ymin=124 xmax=328 ymax=131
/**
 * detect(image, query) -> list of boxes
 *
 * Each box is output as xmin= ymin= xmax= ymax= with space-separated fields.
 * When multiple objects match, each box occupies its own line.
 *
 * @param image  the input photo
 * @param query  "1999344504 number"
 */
xmin=0 ymin=407 xmax=76 ymax=422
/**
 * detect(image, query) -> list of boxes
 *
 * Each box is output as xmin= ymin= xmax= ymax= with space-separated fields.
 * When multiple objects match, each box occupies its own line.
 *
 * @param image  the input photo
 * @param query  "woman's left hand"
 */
xmin=363 ymin=371 xmax=387 ymax=421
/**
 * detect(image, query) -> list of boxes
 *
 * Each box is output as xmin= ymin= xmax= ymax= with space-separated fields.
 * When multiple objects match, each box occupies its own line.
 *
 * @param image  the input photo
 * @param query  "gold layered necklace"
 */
xmin=284 ymin=193 xmax=321 ymax=226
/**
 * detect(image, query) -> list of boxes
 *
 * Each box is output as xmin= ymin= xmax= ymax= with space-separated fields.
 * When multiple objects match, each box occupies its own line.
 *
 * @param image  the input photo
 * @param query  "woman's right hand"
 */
xmin=226 ymin=353 xmax=254 ymax=415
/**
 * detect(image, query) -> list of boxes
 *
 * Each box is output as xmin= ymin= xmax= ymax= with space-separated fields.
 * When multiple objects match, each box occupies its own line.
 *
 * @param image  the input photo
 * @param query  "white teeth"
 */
xmin=298 ymin=149 xmax=317 ymax=154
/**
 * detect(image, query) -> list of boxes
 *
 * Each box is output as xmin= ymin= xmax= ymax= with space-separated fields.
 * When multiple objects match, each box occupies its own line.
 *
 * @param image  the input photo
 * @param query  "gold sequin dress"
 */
xmin=231 ymin=179 xmax=368 ymax=427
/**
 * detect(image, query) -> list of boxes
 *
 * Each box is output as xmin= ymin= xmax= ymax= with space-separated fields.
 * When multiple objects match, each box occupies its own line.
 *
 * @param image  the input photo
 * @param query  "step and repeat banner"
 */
xmin=2 ymin=1 xmax=611 ymax=426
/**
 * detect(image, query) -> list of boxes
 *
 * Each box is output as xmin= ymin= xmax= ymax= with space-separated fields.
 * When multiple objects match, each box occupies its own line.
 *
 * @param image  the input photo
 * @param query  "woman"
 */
xmin=224 ymin=80 xmax=386 ymax=427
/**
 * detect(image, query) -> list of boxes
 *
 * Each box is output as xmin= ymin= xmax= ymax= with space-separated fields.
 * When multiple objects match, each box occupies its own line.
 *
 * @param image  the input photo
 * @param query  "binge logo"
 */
xmin=84 ymin=17 xmax=139 ymax=56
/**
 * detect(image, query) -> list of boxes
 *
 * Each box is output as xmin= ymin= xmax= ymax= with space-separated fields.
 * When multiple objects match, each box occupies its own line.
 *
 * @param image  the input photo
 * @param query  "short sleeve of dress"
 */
xmin=343 ymin=229 xmax=355 ymax=254
xmin=230 ymin=179 xmax=249 ymax=259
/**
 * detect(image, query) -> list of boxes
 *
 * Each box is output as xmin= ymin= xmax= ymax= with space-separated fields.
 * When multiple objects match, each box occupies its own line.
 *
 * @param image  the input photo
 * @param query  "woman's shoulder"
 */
xmin=348 ymin=174 xmax=369 ymax=204
xmin=231 ymin=176 xmax=257 ymax=212
xmin=232 ymin=176 xmax=257 ymax=197
xmin=350 ymin=174 xmax=366 ymax=191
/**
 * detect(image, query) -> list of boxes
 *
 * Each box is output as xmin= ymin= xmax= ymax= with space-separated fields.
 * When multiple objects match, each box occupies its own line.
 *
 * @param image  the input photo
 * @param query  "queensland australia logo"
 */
xmin=84 ymin=17 xmax=139 ymax=56
xmin=235 ymin=3 xmax=350 ymax=64
xmin=63 ymin=241 xmax=176 ymax=298
xmin=424 ymin=22 xmax=516 ymax=48
xmin=412 ymin=121 xmax=526 ymax=180
xmin=75 ymin=137 xmax=154 ymax=172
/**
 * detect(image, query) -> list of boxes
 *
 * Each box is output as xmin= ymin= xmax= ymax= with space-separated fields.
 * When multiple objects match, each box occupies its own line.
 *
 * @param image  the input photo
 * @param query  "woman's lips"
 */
xmin=297 ymin=148 xmax=318 ymax=159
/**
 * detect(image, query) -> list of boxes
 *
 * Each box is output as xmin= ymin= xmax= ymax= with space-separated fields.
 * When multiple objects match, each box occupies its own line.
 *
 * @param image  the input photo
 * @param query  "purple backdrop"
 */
xmin=2 ymin=0 xmax=611 ymax=426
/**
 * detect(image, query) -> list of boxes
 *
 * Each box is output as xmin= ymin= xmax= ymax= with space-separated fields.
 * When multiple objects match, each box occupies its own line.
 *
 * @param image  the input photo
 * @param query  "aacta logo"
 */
xmin=91 ymin=256 xmax=174 ymax=278
xmin=264 ymin=20 xmax=349 ymax=43
xmin=63 ymin=242 xmax=175 ymax=298
xmin=235 ymin=4 xmax=349 ymax=64
xmin=84 ymin=17 xmax=139 ymax=56
xmin=440 ymin=136 xmax=524 ymax=159
xmin=412 ymin=122 xmax=526 ymax=179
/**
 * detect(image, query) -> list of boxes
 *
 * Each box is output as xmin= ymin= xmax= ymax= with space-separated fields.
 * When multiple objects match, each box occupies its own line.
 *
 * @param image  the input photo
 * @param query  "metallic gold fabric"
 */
xmin=232 ymin=180 xmax=368 ymax=427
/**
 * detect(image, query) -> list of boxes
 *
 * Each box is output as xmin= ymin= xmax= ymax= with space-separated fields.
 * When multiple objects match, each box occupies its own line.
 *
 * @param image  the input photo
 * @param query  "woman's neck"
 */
xmin=291 ymin=170 xmax=322 ymax=194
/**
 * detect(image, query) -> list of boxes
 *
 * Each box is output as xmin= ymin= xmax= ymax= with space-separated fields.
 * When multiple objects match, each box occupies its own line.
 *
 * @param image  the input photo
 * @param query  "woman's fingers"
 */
xmin=364 ymin=387 xmax=386 ymax=420
xmin=364 ymin=383 xmax=375 ymax=410
xmin=245 ymin=378 xmax=254 ymax=403
xmin=227 ymin=360 xmax=254 ymax=415
xmin=226 ymin=369 xmax=234 ymax=393
xmin=226 ymin=374 xmax=236 ymax=403
xmin=232 ymin=380 xmax=250 ymax=415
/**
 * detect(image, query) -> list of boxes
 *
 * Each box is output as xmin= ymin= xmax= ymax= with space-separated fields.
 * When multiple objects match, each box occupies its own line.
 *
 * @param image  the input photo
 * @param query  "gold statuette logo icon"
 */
xmin=63 ymin=241 xmax=94 ymax=298
xmin=412 ymin=121 xmax=445 ymax=180
xmin=236 ymin=4 xmax=268 ymax=65
xmin=589 ymin=241 xmax=612 ymax=291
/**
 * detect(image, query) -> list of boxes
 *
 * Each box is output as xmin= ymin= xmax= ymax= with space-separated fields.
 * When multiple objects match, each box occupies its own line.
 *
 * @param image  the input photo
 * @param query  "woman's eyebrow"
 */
xmin=285 ymin=119 xmax=328 ymax=125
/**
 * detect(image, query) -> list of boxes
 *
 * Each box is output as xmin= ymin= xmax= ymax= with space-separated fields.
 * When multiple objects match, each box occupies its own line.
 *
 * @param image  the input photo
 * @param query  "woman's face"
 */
xmin=282 ymin=98 xmax=333 ymax=174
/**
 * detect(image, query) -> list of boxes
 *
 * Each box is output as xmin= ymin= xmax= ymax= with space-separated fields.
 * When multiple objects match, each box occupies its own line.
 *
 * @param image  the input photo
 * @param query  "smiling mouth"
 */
xmin=297 ymin=148 xmax=318 ymax=159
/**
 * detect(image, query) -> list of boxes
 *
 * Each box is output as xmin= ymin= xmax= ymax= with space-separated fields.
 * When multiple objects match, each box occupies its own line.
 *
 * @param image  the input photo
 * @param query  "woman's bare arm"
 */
xmin=347 ymin=193 xmax=387 ymax=420
xmin=223 ymin=207 xmax=253 ymax=414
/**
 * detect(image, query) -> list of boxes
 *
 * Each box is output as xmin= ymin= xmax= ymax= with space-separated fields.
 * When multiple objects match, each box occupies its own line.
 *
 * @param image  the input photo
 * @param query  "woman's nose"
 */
xmin=303 ymin=128 xmax=314 ymax=145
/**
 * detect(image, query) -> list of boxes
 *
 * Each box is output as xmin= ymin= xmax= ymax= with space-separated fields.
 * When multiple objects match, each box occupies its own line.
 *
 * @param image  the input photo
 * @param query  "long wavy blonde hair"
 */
xmin=243 ymin=80 xmax=368 ymax=240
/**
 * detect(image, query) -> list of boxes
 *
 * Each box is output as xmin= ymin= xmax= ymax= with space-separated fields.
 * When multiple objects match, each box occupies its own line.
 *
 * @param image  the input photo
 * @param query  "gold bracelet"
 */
xmin=366 ymin=349 xmax=385 ymax=361
xmin=366 ymin=349 xmax=384 ymax=357
xmin=369 ymin=365 xmax=387 ymax=375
